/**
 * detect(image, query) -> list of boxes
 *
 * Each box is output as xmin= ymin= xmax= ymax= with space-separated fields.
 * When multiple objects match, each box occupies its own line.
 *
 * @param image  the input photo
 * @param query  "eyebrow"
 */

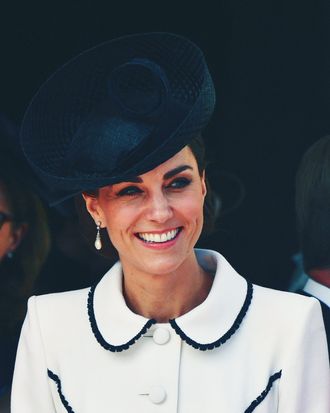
xmin=121 ymin=165 xmax=193 ymax=184
xmin=163 ymin=165 xmax=193 ymax=180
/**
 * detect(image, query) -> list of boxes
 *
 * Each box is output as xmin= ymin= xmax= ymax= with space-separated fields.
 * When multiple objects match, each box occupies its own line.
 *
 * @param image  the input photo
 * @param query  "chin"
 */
xmin=137 ymin=250 xmax=193 ymax=277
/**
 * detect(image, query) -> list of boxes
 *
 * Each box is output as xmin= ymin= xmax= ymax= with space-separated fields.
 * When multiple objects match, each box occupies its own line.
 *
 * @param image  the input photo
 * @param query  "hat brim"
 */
xmin=20 ymin=32 xmax=216 ymax=205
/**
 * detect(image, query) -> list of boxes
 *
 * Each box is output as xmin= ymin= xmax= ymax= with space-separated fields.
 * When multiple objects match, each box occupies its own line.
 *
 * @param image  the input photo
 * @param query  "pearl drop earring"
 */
xmin=94 ymin=221 xmax=102 ymax=250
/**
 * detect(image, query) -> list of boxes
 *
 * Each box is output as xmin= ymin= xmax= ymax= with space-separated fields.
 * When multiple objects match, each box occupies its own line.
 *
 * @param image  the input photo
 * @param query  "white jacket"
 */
xmin=11 ymin=249 xmax=330 ymax=412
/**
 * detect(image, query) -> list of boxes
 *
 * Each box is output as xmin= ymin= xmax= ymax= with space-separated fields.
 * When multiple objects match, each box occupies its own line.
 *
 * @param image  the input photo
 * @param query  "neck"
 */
xmin=121 ymin=253 xmax=213 ymax=323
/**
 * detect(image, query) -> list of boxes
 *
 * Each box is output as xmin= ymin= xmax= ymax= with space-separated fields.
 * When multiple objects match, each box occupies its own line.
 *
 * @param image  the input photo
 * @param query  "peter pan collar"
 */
xmin=87 ymin=249 xmax=253 ymax=352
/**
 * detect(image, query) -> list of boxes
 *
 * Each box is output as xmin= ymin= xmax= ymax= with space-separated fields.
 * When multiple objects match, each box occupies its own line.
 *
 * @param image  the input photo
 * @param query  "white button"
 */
xmin=153 ymin=327 xmax=170 ymax=345
xmin=149 ymin=385 xmax=167 ymax=404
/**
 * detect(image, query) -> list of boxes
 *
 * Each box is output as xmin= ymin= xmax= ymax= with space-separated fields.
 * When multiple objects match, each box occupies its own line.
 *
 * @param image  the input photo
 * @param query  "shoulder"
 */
xmin=253 ymin=283 xmax=321 ymax=310
xmin=25 ymin=263 xmax=119 ymax=335
xmin=30 ymin=286 xmax=90 ymax=315
xmin=249 ymin=283 xmax=324 ymax=336
xmin=23 ymin=286 xmax=100 ymax=355
xmin=253 ymin=282 xmax=319 ymax=310
xmin=25 ymin=287 xmax=91 ymax=339
xmin=196 ymin=249 xmax=323 ymax=337
xmin=197 ymin=248 xmax=322 ymax=321
xmin=29 ymin=262 xmax=119 ymax=316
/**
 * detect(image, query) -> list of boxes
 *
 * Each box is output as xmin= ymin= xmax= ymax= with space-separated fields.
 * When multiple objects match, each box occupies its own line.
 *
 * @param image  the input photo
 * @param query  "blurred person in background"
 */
xmin=0 ymin=131 xmax=50 ymax=411
xmin=295 ymin=135 xmax=330 ymax=354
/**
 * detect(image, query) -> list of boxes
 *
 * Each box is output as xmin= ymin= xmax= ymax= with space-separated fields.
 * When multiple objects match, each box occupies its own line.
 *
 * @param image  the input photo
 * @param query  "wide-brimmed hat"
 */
xmin=21 ymin=32 xmax=216 ymax=205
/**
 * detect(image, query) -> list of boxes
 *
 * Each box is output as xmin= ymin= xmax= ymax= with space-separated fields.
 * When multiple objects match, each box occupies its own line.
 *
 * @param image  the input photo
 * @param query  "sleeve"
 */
xmin=278 ymin=298 xmax=330 ymax=412
xmin=11 ymin=296 xmax=56 ymax=413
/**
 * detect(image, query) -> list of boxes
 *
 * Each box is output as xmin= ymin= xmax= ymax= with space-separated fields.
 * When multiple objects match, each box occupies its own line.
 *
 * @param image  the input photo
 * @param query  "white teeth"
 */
xmin=138 ymin=228 xmax=180 ymax=243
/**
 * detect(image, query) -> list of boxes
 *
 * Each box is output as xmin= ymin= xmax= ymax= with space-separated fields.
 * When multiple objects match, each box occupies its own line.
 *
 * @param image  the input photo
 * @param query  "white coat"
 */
xmin=11 ymin=249 xmax=330 ymax=412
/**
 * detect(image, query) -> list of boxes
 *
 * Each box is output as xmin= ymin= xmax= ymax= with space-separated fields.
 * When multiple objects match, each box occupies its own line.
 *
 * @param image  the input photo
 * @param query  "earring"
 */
xmin=6 ymin=251 xmax=13 ymax=259
xmin=94 ymin=221 xmax=102 ymax=250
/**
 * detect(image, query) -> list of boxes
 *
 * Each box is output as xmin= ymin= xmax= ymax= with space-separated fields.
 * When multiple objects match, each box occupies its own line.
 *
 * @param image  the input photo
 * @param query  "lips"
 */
xmin=136 ymin=227 xmax=182 ymax=243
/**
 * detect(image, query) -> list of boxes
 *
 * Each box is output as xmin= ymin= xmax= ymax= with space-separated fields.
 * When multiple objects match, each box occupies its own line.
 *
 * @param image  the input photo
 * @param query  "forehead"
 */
xmin=98 ymin=146 xmax=197 ymax=192
xmin=141 ymin=146 xmax=196 ymax=177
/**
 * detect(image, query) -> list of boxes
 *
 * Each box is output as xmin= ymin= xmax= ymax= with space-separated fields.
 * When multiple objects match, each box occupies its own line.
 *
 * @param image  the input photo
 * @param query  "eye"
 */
xmin=167 ymin=177 xmax=192 ymax=189
xmin=116 ymin=186 xmax=143 ymax=197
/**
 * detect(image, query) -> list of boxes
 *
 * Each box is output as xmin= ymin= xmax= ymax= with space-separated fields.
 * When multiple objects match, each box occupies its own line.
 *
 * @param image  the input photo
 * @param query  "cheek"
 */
xmin=176 ymin=193 xmax=204 ymax=222
xmin=103 ymin=204 xmax=139 ymax=238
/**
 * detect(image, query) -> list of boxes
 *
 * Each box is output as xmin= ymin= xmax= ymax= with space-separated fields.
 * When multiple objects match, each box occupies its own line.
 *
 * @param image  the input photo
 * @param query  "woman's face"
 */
xmin=84 ymin=146 xmax=207 ymax=276
xmin=0 ymin=185 xmax=16 ymax=262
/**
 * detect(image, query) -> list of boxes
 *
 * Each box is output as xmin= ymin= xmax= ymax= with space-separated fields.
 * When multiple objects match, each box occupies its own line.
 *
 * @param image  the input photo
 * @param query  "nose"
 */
xmin=145 ymin=191 xmax=173 ymax=223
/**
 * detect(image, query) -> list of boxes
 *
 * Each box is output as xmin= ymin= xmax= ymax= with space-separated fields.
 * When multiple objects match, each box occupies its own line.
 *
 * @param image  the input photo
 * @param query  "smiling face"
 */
xmin=83 ymin=146 xmax=207 ymax=277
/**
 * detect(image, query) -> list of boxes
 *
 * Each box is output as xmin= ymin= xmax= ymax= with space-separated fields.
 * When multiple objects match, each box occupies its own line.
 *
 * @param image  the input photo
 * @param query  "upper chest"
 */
xmin=47 ymin=322 xmax=282 ymax=413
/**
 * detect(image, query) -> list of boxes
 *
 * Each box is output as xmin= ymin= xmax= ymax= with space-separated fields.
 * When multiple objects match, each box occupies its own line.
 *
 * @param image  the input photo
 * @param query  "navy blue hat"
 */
xmin=21 ymin=32 xmax=216 ymax=206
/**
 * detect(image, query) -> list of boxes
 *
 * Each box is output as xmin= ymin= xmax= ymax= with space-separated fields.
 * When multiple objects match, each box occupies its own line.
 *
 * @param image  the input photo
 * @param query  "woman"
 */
xmin=12 ymin=33 xmax=329 ymax=412
xmin=294 ymin=135 xmax=330 ymax=353
xmin=0 ymin=146 xmax=49 ymax=410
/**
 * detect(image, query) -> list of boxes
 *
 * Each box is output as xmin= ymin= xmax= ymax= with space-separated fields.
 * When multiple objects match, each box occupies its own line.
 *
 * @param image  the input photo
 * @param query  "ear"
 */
xmin=201 ymin=170 xmax=207 ymax=198
xmin=82 ymin=193 xmax=105 ymax=227
xmin=8 ymin=223 xmax=28 ymax=254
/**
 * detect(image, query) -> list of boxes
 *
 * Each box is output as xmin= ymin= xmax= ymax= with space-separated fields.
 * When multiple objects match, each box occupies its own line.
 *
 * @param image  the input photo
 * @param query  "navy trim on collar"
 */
xmin=169 ymin=280 xmax=253 ymax=351
xmin=88 ymin=284 xmax=156 ymax=352
xmin=87 ymin=250 xmax=254 ymax=352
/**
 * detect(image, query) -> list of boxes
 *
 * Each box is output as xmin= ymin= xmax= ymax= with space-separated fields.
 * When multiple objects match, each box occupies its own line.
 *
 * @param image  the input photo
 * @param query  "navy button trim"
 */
xmin=87 ymin=284 xmax=156 ymax=352
xmin=169 ymin=280 xmax=253 ymax=351
xmin=244 ymin=370 xmax=282 ymax=413
xmin=48 ymin=369 xmax=75 ymax=413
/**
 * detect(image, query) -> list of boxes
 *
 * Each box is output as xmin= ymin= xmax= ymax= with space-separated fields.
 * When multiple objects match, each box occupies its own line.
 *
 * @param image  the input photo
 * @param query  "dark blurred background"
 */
xmin=1 ymin=0 xmax=329 ymax=290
